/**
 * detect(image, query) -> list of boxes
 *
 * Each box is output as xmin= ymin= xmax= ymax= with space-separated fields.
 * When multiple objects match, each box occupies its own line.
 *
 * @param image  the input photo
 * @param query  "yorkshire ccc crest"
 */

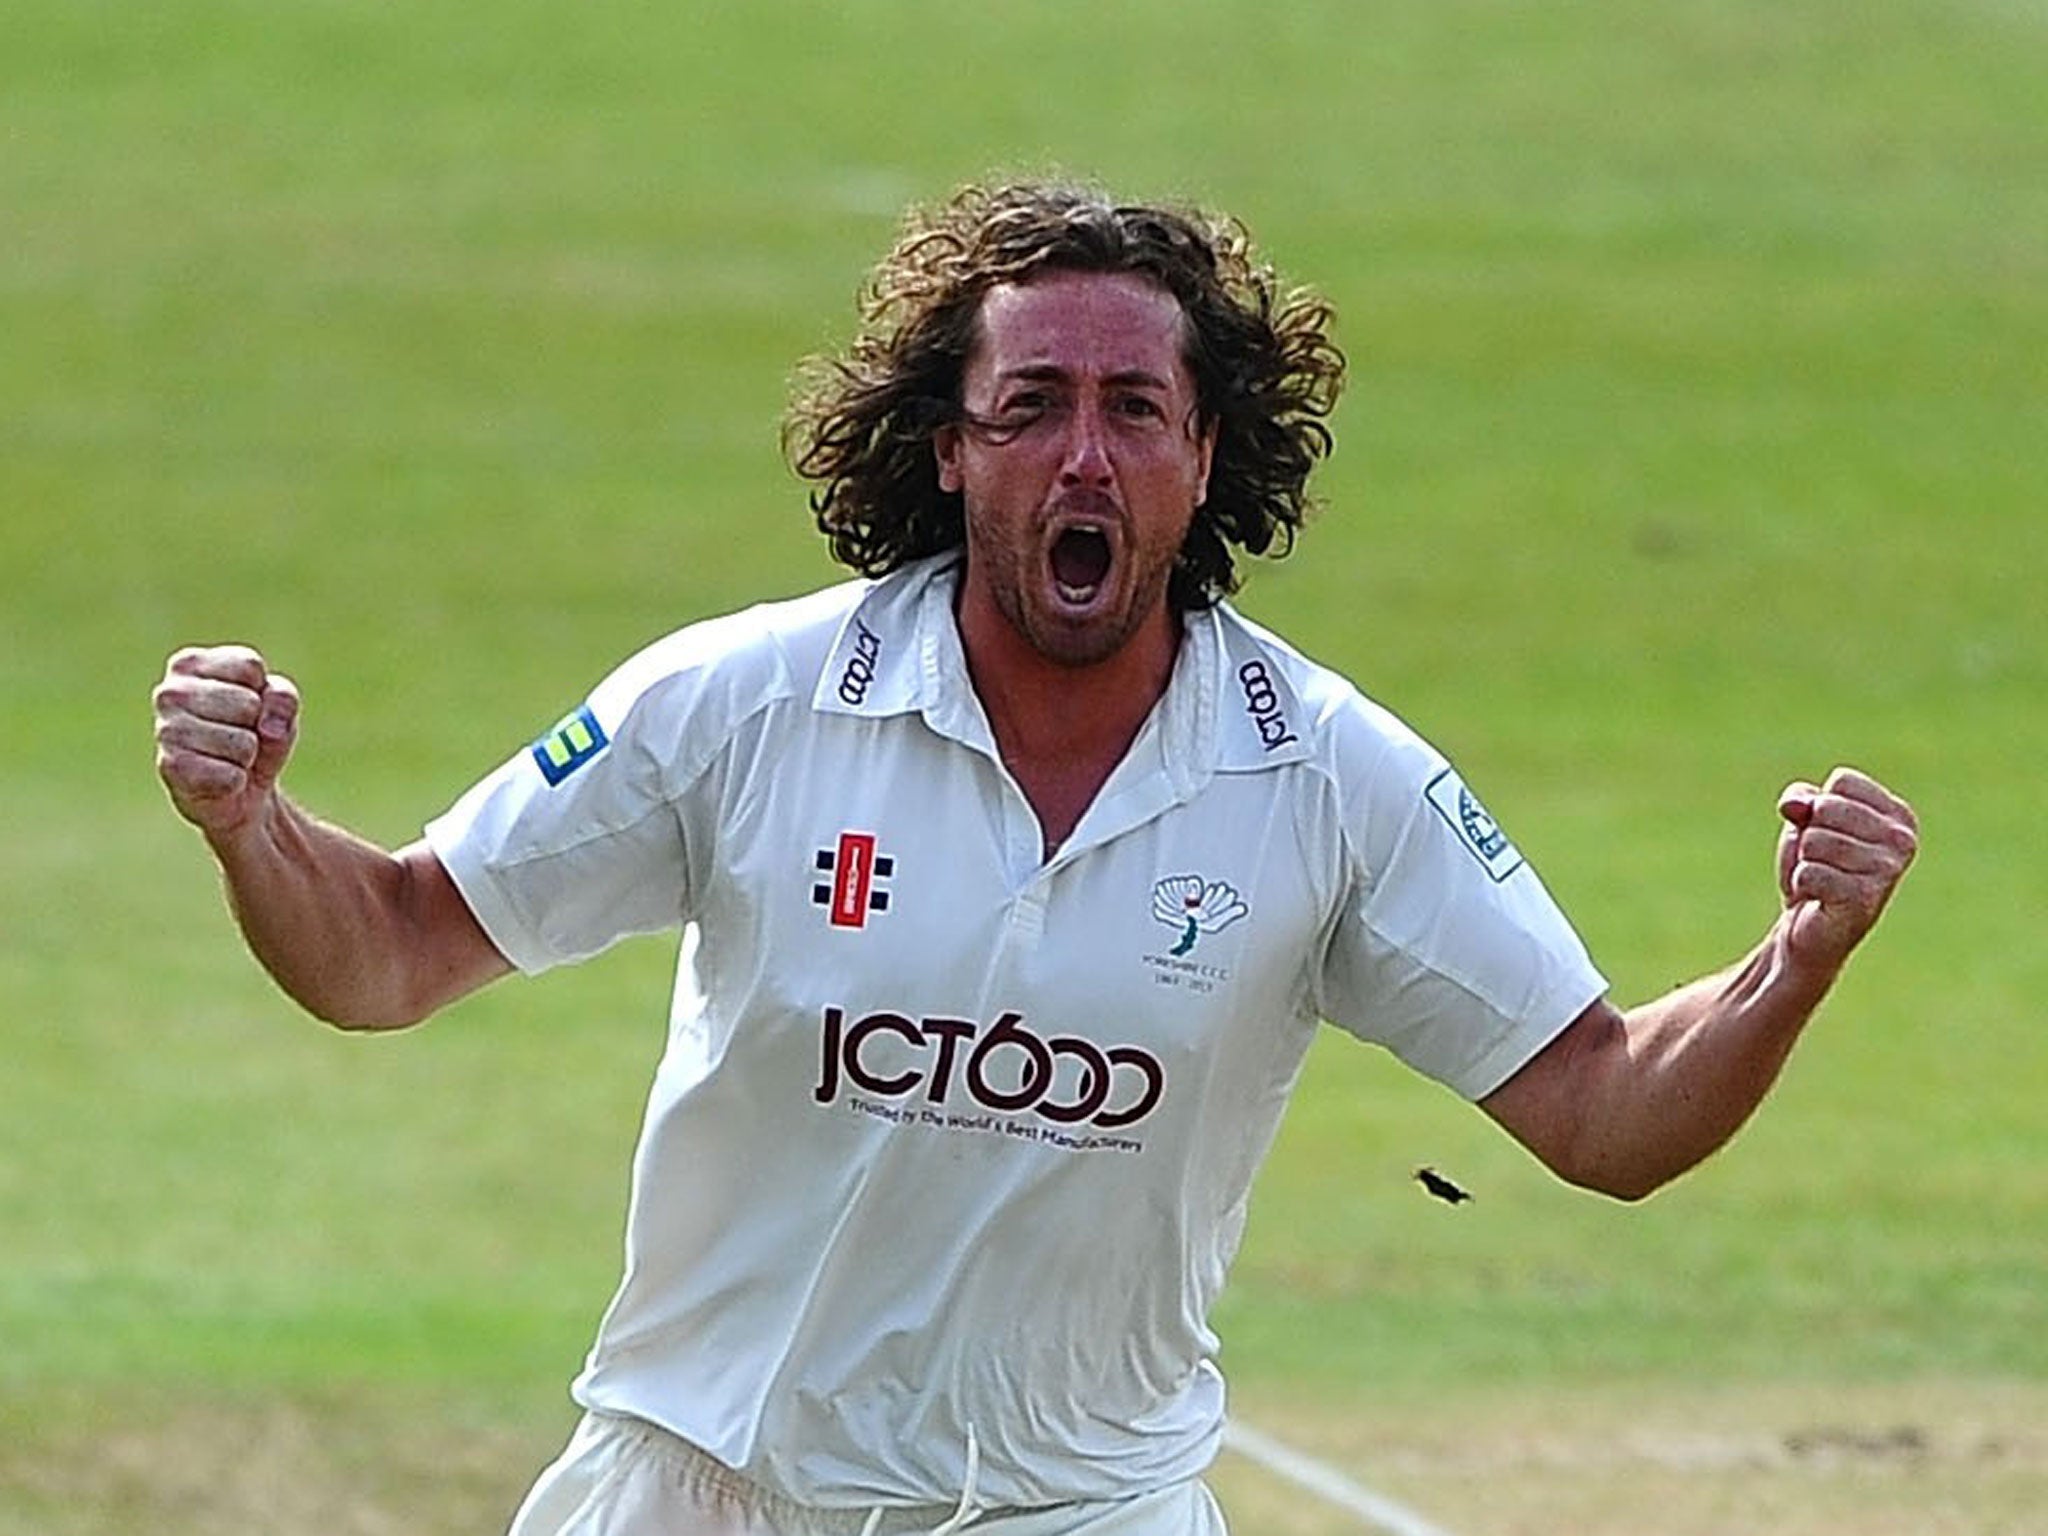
xmin=1151 ymin=875 xmax=1249 ymax=957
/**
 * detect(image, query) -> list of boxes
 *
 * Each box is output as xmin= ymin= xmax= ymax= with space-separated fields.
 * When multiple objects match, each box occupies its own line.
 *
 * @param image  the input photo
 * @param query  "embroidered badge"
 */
xmin=531 ymin=705 xmax=608 ymax=787
xmin=813 ymin=832 xmax=894 ymax=928
xmin=1424 ymin=767 xmax=1525 ymax=882
xmin=1150 ymin=875 xmax=1249 ymax=957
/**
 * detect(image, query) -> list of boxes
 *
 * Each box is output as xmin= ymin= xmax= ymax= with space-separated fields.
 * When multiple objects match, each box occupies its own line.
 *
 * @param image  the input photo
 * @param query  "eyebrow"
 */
xmin=993 ymin=363 xmax=1176 ymax=391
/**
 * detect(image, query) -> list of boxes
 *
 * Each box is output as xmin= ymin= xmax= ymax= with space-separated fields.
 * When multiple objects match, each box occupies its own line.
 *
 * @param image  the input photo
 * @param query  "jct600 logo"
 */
xmin=813 ymin=1007 xmax=1165 ymax=1129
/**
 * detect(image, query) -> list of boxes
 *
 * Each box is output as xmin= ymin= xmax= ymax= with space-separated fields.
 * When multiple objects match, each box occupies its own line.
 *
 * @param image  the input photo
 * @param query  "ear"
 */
xmin=934 ymin=423 xmax=964 ymax=494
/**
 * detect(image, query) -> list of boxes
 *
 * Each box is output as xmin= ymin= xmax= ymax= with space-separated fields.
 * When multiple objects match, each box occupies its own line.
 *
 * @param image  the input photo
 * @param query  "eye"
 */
xmin=1113 ymin=393 xmax=1166 ymax=421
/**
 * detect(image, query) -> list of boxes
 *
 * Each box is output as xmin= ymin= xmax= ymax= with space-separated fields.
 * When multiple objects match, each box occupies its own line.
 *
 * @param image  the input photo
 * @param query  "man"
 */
xmin=152 ymin=181 xmax=1918 ymax=1535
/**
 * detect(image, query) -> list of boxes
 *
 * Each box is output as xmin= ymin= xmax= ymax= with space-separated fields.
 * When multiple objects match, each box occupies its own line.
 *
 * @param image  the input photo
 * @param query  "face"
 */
xmin=935 ymin=269 xmax=1217 ymax=670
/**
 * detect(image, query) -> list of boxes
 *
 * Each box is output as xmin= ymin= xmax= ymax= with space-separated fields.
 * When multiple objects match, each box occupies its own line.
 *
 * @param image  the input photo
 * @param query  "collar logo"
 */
xmin=836 ymin=619 xmax=883 ymax=707
xmin=1150 ymin=875 xmax=1248 ymax=956
xmin=814 ymin=831 xmax=894 ymax=928
xmin=1237 ymin=659 xmax=1300 ymax=753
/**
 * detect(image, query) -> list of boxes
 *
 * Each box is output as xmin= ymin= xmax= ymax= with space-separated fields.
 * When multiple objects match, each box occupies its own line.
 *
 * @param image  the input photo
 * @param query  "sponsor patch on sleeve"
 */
xmin=1424 ymin=767 xmax=1525 ymax=883
xmin=531 ymin=704 xmax=609 ymax=786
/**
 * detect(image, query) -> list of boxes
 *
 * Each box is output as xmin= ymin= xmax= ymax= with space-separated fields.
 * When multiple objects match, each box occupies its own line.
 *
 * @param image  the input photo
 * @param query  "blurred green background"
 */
xmin=4 ymin=2 xmax=2043 ymax=1531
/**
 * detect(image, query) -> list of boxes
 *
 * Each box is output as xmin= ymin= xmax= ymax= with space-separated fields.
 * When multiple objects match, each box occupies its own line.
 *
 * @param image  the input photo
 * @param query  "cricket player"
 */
xmin=152 ymin=181 xmax=1918 ymax=1534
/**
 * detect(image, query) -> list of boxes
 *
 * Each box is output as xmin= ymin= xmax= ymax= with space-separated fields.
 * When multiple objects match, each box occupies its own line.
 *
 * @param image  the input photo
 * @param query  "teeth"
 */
xmin=1050 ymin=523 xmax=1112 ymax=605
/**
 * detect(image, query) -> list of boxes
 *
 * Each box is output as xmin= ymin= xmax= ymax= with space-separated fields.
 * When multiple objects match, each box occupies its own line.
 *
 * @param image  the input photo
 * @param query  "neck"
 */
xmin=957 ymin=597 xmax=1180 ymax=766
xmin=954 ymin=588 xmax=1180 ymax=855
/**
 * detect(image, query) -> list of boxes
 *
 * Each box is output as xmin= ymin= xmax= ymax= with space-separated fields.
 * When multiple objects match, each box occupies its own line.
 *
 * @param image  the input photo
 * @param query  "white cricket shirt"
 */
xmin=424 ymin=555 xmax=1606 ymax=1511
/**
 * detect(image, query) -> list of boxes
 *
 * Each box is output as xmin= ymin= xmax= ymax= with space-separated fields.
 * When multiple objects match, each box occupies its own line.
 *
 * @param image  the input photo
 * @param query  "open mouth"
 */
xmin=1050 ymin=525 xmax=1113 ymax=605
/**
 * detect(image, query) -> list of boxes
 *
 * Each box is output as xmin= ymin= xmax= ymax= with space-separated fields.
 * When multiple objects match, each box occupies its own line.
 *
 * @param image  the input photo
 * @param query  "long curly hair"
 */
xmin=784 ymin=180 xmax=1346 ymax=611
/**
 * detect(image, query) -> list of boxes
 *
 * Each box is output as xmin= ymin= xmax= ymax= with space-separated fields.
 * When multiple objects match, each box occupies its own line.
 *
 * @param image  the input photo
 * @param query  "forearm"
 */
xmin=1576 ymin=917 xmax=1835 ymax=1197
xmin=206 ymin=795 xmax=447 ymax=1030
xmin=1483 ymin=768 xmax=1916 ymax=1200
xmin=1483 ymin=913 xmax=1843 ymax=1200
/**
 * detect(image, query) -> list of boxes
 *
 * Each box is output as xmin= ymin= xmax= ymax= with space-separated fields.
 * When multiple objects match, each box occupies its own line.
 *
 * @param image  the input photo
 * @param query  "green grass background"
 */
xmin=4 ymin=0 xmax=2044 ymax=1529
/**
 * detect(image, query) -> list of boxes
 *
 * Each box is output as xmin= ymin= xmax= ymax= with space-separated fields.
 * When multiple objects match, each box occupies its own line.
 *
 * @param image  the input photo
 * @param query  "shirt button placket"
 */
xmin=1008 ymin=882 xmax=1049 ymax=951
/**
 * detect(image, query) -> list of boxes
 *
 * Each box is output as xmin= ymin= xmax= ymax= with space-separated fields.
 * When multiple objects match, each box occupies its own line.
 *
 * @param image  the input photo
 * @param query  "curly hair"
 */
xmin=784 ymin=180 xmax=1346 ymax=611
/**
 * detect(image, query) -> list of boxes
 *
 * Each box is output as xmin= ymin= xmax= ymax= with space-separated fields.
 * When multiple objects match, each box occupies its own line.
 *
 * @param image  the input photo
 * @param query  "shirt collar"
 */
xmin=810 ymin=556 xmax=954 ymax=723
xmin=1206 ymin=602 xmax=1316 ymax=773
xmin=811 ymin=555 xmax=1308 ymax=781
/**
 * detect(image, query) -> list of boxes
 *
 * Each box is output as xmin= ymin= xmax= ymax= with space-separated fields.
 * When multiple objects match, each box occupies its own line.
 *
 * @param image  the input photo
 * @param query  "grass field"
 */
xmin=5 ymin=2 xmax=2045 ymax=1531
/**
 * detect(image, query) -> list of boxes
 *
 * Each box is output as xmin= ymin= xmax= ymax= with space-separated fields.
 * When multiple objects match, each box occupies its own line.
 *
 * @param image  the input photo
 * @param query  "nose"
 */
xmin=1057 ymin=402 xmax=1114 ymax=488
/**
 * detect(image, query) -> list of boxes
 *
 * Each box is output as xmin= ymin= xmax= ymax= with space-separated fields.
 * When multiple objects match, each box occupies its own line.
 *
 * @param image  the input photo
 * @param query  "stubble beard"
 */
xmin=976 ymin=521 xmax=1180 ymax=671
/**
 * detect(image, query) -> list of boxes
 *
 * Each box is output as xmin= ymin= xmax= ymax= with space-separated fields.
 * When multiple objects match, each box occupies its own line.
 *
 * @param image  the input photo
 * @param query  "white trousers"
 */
xmin=506 ymin=1413 xmax=1229 ymax=1536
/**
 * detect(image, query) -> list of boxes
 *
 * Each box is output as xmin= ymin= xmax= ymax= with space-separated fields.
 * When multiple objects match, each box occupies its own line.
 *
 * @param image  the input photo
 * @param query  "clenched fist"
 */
xmin=1776 ymin=766 xmax=1919 ymax=971
xmin=153 ymin=645 xmax=302 ymax=840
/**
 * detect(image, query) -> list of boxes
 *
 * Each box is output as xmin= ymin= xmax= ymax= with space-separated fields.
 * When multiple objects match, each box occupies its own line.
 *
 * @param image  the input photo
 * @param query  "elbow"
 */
xmin=319 ymin=1006 xmax=427 ymax=1035
xmin=295 ymin=936 xmax=498 ymax=1033
xmin=1547 ymin=1143 xmax=1674 ymax=1204
xmin=1550 ymin=1166 xmax=1662 ymax=1204
xmin=307 ymin=997 xmax=429 ymax=1034
xmin=286 ymin=972 xmax=436 ymax=1033
xmin=1582 ymin=1170 xmax=1663 ymax=1204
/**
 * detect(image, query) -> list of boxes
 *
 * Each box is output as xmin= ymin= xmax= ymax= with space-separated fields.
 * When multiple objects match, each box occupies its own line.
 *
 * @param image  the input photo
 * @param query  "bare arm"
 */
xmin=154 ymin=645 xmax=511 ymax=1030
xmin=1480 ymin=767 xmax=1919 ymax=1201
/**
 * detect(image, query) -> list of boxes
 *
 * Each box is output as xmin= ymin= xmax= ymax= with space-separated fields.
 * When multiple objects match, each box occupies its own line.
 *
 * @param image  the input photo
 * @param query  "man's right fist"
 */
xmin=153 ymin=645 xmax=302 ymax=838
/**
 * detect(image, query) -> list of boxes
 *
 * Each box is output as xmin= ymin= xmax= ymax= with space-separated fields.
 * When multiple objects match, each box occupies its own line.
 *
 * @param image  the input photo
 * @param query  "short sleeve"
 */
xmin=1314 ymin=735 xmax=1607 ymax=1101
xmin=423 ymin=662 xmax=697 ymax=975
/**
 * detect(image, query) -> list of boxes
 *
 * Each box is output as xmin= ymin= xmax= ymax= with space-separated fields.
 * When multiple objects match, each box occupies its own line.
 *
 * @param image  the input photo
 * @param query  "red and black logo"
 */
xmin=813 ymin=832 xmax=893 ymax=928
